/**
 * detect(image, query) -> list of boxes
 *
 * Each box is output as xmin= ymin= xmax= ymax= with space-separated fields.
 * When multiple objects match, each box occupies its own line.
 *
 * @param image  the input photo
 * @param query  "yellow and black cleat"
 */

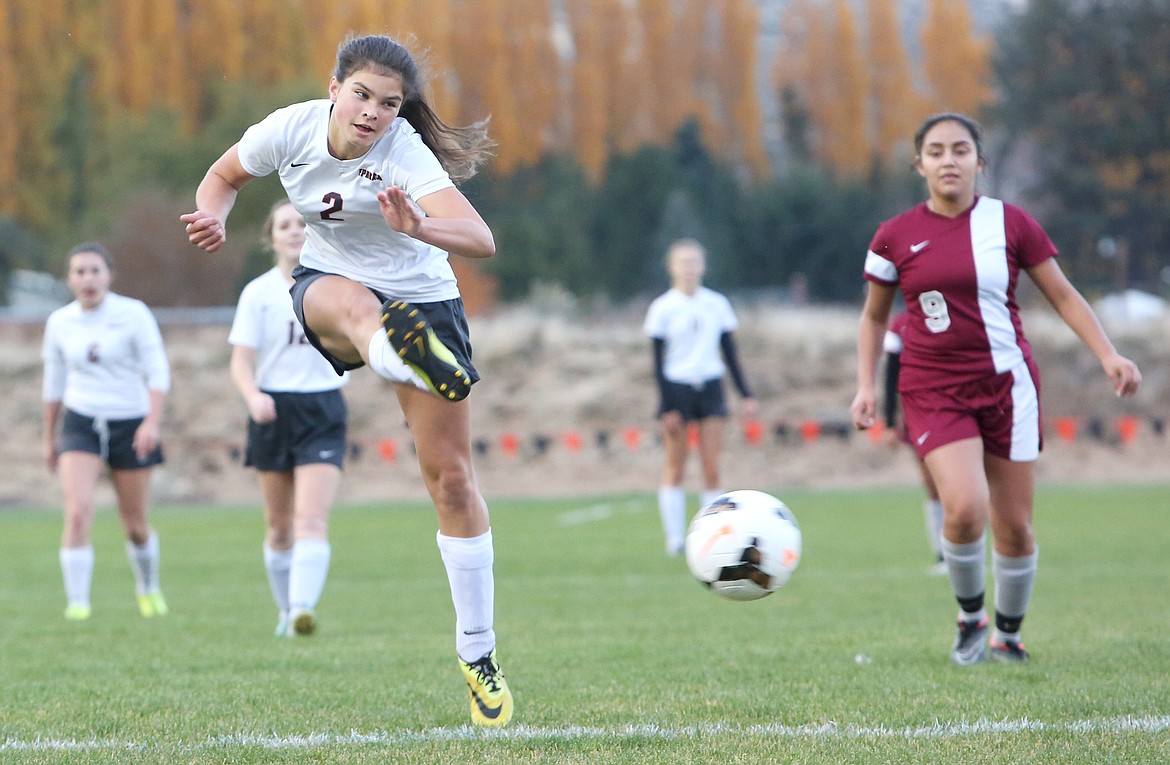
xmin=380 ymin=300 xmax=473 ymax=401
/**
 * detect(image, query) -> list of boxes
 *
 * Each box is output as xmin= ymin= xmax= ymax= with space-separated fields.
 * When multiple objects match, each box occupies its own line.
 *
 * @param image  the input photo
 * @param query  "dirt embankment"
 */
xmin=2 ymin=304 xmax=1165 ymax=509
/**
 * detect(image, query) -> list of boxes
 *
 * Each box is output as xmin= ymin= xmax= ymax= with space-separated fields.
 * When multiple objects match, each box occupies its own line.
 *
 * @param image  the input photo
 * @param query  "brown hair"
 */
xmin=334 ymin=35 xmax=494 ymax=182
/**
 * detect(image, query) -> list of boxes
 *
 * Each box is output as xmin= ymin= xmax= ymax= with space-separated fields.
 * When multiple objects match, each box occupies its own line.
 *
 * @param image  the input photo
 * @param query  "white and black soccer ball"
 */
xmin=684 ymin=490 xmax=802 ymax=601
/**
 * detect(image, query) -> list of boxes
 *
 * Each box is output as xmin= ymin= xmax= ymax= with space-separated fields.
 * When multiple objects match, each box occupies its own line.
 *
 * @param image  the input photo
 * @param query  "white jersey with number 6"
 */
xmin=237 ymin=99 xmax=458 ymax=302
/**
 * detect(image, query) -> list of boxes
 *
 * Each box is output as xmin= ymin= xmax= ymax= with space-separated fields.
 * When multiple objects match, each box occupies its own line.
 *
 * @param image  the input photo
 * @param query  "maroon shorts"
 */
xmin=900 ymin=361 xmax=1042 ymax=462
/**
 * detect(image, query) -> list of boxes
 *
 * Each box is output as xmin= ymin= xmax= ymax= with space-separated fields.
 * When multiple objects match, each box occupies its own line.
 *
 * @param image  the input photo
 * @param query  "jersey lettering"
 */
xmin=320 ymin=191 xmax=344 ymax=221
xmin=918 ymin=290 xmax=951 ymax=334
xmin=286 ymin=320 xmax=309 ymax=346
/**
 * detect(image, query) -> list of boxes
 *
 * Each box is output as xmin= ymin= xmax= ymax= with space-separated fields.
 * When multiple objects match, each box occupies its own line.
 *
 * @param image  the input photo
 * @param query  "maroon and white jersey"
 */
xmin=864 ymin=196 xmax=1057 ymax=392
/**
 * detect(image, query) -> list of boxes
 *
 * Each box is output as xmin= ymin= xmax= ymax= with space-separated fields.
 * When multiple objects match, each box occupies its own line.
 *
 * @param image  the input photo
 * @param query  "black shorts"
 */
xmin=290 ymin=265 xmax=479 ymax=383
xmin=245 ymin=389 xmax=348 ymax=471
xmin=657 ymin=378 xmax=728 ymax=422
xmin=58 ymin=408 xmax=165 ymax=470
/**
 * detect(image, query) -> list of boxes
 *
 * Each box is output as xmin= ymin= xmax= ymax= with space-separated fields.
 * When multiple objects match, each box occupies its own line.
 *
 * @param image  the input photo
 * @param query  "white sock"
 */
xmin=288 ymin=539 xmax=330 ymax=612
xmin=60 ymin=546 xmax=94 ymax=608
xmin=700 ymin=489 xmax=723 ymax=509
xmin=367 ymin=328 xmax=429 ymax=391
xmin=125 ymin=531 xmax=161 ymax=595
xmin=924 ymin=499 xmax=944 ymax=559
xmin=941 ymin=534 xmax=986 ymax=618
xmin=263 ymin=544 xmax=293 ymax=613
xmin=436 ymin=530 xmax=496 ymax=662
xmin=993 ymin=547 xmax=1038 ymax=642
xmin=657 ymin=486 xmax=687 ymax=554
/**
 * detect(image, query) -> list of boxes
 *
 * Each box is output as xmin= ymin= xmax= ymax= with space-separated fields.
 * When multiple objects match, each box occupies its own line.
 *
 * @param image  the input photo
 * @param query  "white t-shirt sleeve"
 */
xmin=715 ymin=293 xmax=738 ymax=333
xmin=134 ymin=303 xmax=171 ymax=393
xmin=237 ymin=107 xmax=292 ymax=178
xmin=227 ymin=281 xmax=262 ymax=349
xmin=41 ymin=312 xmax=66 ymax=402
xmin=390 ymin=127 xmax=455 ymax=201
xmin=882 ymin=329 xmax=903 ymax=354
xmin=643 ymin=297 xmax=666 ymax=338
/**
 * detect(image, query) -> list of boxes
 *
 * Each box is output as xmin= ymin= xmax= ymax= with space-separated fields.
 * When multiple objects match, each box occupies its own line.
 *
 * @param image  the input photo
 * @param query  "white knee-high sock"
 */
xmin=993 ymin=548 xmax=1038 ymax=642
xmin=125 ymin=531 xmax=161 ymax=595
xmin=367 ymin=329 xmax=429 ymax=390
xmin=657 ymin=486 xmax=687 ymax=555
xmin=941 ymin=534 xmax=986 ymax=619
xmin=263 ymin=544 xmax=293 ymax=614
xmin=60 ymin=546 xmax=94 ymax=608
xmin=436 ymin=530 xmax=496 ymax=662
xmin=288 ymin=539 xmax=330 ymax=612
xmin=924 ymin=499 xmax=944 ymax=559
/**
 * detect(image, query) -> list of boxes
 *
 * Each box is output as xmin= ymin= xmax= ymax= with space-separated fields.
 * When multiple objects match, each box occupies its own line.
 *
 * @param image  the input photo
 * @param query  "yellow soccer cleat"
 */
xmin=458 ymin=650 xmax=513 ymax=727
xmin=380 ymin=299 xmax=472 ymax=401
xmin=137 ymin=591 xmax=168 ymax=618
xmin=64 ymin=604 xmax=92 ymax=621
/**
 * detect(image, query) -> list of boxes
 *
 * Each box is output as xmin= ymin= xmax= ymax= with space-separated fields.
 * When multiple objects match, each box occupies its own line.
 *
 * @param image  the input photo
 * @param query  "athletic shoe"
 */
xmin=380 ymin=299 xmax=471 ymax=401
xmin=458 ymin=650 xmax=513 ymax=727
xmin=274 ymin=613 xmax=291 ymax=638
xmin=64 ymin=604 xmax=92 ymax=621
xmin=137 ymin=591 xmax=168 ymax=618
xmin=289 ymin=607 xmax=316 ymax=636
xmin=989 ymin=638 xmax=1030 ymax=663
xmin=950 ymin=616 xmax=989 ymax=666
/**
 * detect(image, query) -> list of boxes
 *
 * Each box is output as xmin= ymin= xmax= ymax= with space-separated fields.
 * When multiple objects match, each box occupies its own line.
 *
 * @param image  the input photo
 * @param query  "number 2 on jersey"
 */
xmin=918 ymin=290 xmax=951 ymax=333
xmin=321 ymin=192 xmax=344 ymax=221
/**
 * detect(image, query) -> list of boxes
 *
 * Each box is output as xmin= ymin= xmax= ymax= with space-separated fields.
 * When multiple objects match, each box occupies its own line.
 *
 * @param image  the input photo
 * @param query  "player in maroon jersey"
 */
xmin=849 ymin=113 xmax=1141 ymax=665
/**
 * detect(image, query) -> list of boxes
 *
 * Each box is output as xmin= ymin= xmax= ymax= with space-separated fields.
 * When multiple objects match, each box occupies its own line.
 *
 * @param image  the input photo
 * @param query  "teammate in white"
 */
xmin=644 ymin=239 xmax=756 ymax=556
xmin=42 ymin=242 xmax=171 ymax=621
xmin=850 ymin=113 xmax=1141 ymax=665
xmin=181 ymin=35 xmax=512 ymax=727
xmin=229 ymin=199 xmax=350 ymax=638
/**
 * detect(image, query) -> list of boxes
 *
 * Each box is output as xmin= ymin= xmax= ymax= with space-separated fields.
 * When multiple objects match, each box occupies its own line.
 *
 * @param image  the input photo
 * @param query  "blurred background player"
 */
xmin=42 ymin=242 xmax=170 ymax=621
xmin=881 ymin=310 xmax=945 ymax=573
xmin=850 ymin=113 xmax=1141 ymax=665
xmin=229 ymin=199 xmax=349 ymax=638
xmin=644 ymin=238 xmax=756 ymax=556
xmin=182 ymin=35 xmax=511 ymax=726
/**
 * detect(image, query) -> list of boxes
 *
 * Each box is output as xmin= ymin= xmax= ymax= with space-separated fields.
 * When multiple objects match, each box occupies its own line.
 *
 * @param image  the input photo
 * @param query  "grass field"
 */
xmin=1 ymin=483 xmax=1167 ymax=764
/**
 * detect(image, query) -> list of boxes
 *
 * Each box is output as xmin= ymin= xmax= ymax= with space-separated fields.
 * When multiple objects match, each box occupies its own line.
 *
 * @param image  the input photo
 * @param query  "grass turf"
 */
xmin=0 ymin=483 xmax=1167 ymax=763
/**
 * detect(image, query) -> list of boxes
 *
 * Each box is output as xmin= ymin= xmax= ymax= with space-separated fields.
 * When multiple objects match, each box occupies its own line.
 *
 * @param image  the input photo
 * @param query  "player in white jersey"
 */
xmin=643 ymin=239 xmax=756 ymax=556
xmin=181 ymin=35 xmax=511 ymax=726
xmin=41 ymin=243 xmax=171 ymax=621
xmin=849 ymin=113 xmax=1141 ymax=665
xmin=229 ymin=199 xmax=350 ymax=638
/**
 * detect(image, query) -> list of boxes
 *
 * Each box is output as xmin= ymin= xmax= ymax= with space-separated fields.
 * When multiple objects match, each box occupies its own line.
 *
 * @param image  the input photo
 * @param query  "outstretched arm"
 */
xmin=181 ymin=144 xmax=256 ymax=253
xmin=1027 ymin=259 xmax=1141 ymax=397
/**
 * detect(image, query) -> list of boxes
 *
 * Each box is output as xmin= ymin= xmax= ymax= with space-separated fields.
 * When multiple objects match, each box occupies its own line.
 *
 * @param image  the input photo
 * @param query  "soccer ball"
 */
xmin=684 ymin=490 xmax=802 ymax=601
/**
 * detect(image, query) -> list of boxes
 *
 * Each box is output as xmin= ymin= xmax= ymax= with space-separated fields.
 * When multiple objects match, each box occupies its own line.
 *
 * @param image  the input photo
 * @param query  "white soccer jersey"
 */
xmin=643 ymin=287 xmax=739 ymax=385
xmin=237 ymin=100 xmax=459 ymax=302
xmin=42 ymin=292 xmax=171 ymax=419
xmin=228 ymin=267 xmax=348 ymax=393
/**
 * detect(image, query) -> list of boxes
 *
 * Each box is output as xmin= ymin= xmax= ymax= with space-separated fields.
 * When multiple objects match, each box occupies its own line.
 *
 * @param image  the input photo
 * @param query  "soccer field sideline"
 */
xmin=4 ymin=714 xmax=1169 ymax=753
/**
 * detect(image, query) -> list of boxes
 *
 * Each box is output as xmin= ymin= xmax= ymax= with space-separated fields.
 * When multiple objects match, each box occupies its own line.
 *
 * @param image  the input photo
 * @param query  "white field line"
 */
xmin=3 ymin=715 xmax=1169 ymax=752
xmin=557 ymin=500 xmax=645 ymax=526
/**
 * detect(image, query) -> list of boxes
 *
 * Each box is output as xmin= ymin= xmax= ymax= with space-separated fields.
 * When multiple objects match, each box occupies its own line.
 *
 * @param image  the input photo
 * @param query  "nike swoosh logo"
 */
xmin=468 ymin=685 xmax=503 ymax=719
xmin=319 ymin=450 xmax=335 ymax=459
xmin=916 ymin=431 xmax=931 ymax=446
xmin=291 ymin=162 xmax=309 ymax=168
xmin=910 ymin=240 xmax=930 ymax=253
